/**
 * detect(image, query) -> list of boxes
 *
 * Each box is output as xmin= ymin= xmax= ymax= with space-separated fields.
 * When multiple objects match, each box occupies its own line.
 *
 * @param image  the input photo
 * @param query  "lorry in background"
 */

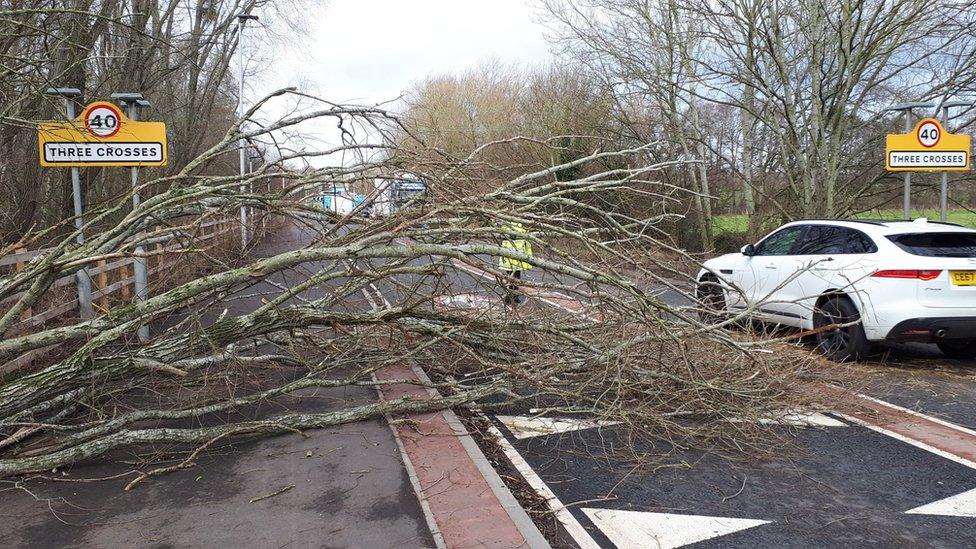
xmin=373 ymin=174 xmax=427 ymax=216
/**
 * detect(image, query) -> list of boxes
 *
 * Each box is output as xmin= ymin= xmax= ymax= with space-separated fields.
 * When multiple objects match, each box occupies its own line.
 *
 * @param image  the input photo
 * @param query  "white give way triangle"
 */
xmin=582 ymin=508 xmax=770 ymax=549
xmin=906 ymin=487 xmax=976 ymax=517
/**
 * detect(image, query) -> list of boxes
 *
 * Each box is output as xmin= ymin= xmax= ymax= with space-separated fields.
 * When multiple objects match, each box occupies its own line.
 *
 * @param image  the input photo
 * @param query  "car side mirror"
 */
xmin=741 ymin=244 xmax=755 ymax=256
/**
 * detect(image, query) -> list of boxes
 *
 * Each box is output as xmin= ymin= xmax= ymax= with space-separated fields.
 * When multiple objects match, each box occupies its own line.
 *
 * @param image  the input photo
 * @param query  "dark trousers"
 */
xmin=504 ymin=270 xmax=522 ymax=304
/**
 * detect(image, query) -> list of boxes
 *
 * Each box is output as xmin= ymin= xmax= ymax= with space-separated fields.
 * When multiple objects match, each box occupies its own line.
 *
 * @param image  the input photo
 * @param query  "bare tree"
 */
xmin=0 ymin=89 xmax=824 ymax=481
xmin=542 ymin=0 xmax=976 ymax=234
xmin=0 ymin=0 xmax=313 ymax=242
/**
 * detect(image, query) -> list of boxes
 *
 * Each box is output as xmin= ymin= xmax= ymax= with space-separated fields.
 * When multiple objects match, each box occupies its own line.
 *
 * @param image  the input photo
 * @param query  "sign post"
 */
xmin=38 ymin=92 xmax=167 ymax=332
xmin=885 ymin=108 xmax=972 ymax=222
xmin=941 ymin=106 xmax=950 ymax=222
xmin=44 ymin=88 xmax=94 ymax=320
xmin=902 ymin=108 xmax=914 ymax=220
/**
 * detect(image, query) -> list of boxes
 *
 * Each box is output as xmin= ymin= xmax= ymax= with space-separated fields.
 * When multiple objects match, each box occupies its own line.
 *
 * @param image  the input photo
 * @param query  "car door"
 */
xmin=746 ymin=225 xmax=807 ymax=321
xmin=789 ymin=225 xmax=879 ymax=326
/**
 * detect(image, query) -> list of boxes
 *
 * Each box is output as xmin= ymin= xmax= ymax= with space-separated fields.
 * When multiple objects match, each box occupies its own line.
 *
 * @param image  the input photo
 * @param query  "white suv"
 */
xmin=697 ymin=219 xmax=976 ymax=361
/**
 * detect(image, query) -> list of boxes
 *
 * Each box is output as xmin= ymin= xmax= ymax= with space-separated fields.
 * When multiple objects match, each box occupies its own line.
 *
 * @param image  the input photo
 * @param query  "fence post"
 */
xmin=14 ymin=248 xmax=32 ymax=323
xmin=121 ymin=261 xmax=132 ymax=300
xmin=97 ymin=259 xmax=109 ymax=312
xmin=155 ymin=228 xmax=164 ymax=269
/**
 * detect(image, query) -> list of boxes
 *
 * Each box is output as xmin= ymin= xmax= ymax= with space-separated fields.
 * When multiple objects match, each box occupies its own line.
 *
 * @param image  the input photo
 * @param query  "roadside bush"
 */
xmin=713 ymin=230 xmax=750 ymax=254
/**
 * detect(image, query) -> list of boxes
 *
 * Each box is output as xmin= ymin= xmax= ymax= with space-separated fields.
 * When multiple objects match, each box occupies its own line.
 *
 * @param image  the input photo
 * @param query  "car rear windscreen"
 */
xmin=887 ymin=232 xmax=976 ymax=257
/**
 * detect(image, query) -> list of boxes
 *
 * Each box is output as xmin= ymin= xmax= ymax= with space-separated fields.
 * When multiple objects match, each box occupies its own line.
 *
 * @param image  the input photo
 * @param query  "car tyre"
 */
xmin=696 ymin=275 xmax=726 ymax=323
xmin=813 ymin=296 xmax=870 ymax=362
xmin=937 ymin=340 xmax=976 ymax=360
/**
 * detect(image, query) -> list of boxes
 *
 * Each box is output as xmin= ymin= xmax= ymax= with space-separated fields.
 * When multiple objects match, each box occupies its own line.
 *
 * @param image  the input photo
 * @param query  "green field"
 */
xmin=713 ymin=209 xmax=976 ymax=236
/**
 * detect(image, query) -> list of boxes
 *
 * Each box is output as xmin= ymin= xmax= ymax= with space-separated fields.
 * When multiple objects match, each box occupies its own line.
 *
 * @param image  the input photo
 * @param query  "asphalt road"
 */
xmin=283 ymin=223 xmax=976 ymax=548
xmin=398 ymin=233 xmax=976 ymax=548
xmin=492 ymin=414 xmax=976 ymax=548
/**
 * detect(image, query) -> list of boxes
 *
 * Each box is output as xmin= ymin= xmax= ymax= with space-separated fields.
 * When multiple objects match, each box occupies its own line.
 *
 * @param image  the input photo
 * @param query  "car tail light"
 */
xmin=872 ymin=269 xmax=942 ymax=281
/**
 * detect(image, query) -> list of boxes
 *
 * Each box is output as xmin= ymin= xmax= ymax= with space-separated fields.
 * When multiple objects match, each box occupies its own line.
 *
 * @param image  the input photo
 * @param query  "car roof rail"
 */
xmin=793 ymin=218 xmax=887 ymax=227
xmin=868 ymin=218 xmax=966 ymax=228
xmin=920 ymin=220 xmax=965 ymax=227
xmin=794 ymin=218 xmax=969 ymax=228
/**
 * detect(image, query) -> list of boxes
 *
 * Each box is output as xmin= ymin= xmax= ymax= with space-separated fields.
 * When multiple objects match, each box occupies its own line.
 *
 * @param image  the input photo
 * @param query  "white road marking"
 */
xmin=485 ymin=422 xmax=601 ymax=549
xmin=434 ymin=292 xmax=498 ymax=310
xmin=906 ymin=487 xmax=976 ymax=517
xmin=450 ymin=258 xmax=496 ymax=281
xmin=581 ymin=508 xmax=770 ymax=549
xmin=496 ymin=415 xmax=621 ymax=439
xmin=755 ymin=411 xmax=846 ymax=428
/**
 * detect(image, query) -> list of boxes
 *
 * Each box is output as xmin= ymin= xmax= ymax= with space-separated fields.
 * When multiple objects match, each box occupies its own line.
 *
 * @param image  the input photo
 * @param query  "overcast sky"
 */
xmin=244 ymin=0 xmax=556 ymax=164
xmin=245 ymin=0 xmax=555 ymax=163
xmin=274 ymin=0 xmax=554 ymax=104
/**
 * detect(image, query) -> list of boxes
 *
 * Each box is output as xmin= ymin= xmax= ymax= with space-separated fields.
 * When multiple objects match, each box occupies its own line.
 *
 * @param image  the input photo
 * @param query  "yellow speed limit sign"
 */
xmin=886 ymin=117 xmax=970 ymax=172
xmin=38 ymin=101 xmax=168 ymax=167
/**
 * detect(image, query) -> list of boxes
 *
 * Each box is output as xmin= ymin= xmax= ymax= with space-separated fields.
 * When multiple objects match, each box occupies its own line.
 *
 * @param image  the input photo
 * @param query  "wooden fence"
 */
xmin=0 ymin=218 xmax=239 ymax=373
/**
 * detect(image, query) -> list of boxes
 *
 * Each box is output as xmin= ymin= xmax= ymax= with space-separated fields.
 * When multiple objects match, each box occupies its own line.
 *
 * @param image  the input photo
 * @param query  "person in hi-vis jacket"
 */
xmin=498 ymin=221 xmax=532 ymax=305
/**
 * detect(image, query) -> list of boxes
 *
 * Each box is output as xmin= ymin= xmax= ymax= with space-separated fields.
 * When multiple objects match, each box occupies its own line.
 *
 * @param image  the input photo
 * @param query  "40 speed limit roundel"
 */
xmin=916 ymin=119 xmax=941 ymax=148
xmin=83 ymin=102 xmax=123 ymax=138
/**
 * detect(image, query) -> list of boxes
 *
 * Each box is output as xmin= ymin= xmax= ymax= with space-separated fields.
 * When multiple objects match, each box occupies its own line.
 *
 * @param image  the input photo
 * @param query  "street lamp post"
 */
xmin=111 ymin=92 xmax=151 ymax=342
xmin=887 ymin=102 xmax=935 ymax=220
xmin=45 ymin=87 xmax=93 ymax=320
xmin=237 ymin=13 xmax=259 ymax=251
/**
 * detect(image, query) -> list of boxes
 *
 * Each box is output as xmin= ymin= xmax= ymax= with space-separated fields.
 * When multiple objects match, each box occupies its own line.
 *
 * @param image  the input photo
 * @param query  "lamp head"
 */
xmin=45 ymin=88 xmax=82 ymax=98
xmin=110 ymin=92 xmax=145 ymax=104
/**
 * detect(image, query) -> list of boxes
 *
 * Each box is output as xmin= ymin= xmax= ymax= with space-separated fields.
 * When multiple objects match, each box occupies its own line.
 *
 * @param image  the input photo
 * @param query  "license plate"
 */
xmin=951 ymin=271 xmax=976 ymax=285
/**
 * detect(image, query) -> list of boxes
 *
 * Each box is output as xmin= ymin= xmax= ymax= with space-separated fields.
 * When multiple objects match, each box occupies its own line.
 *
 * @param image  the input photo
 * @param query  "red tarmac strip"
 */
xmin=376 ymin=364 xmax=547 ymax=548
xmin=842 ymin=393 xmax=976 ymax=466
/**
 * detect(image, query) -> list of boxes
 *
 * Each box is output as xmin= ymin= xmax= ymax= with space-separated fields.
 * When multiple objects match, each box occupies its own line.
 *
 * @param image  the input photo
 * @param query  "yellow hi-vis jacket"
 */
xmin=499 ymin=222 xmax=533 ymax=271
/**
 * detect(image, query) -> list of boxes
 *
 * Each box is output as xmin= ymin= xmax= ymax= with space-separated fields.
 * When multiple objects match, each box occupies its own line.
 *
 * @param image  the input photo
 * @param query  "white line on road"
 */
xmin=485 ymin=422 xmax=602 ymax=549
xmin=906 ymin=486 xmax=976 ymax=517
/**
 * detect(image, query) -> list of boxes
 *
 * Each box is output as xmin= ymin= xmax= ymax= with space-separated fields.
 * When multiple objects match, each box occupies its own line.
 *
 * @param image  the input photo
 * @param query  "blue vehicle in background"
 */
xmin=352 ymin=194 xmax=372 ymax=217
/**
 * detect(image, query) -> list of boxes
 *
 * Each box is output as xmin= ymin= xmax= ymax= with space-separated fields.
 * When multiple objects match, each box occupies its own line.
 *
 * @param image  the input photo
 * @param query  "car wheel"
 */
xmin=696 ymin=275 xmax=726 ymax=323
xmin=937 ymin=340 xmax=976 ymax=360
xmin=813 ymin=296 xmax=870 ymax=362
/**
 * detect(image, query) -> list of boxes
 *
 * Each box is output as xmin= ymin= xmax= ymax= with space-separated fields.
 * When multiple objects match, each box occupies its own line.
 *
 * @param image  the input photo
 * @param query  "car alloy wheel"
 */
xmin=814 ymin=296 xmax=870 ymax=362
xmin=696 ymin=275 xmax=726 ymax=323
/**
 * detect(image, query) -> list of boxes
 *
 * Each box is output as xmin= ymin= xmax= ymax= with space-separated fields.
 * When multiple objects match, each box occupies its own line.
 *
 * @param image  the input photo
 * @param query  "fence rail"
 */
xmin=1 ymin=218 xmax=239 ymax=374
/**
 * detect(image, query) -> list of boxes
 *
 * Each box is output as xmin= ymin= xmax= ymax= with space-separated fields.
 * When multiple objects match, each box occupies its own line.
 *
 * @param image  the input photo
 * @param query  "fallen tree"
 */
xmin=0 ymin=89 xmax=833 ymax=482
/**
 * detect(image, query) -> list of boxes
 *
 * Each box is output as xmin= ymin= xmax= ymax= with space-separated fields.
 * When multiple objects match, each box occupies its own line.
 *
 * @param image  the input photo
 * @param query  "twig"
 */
xmin=722 ymin=475 xmax=747 ymax=502
xmin=249 ymin=484 xmax=295 ymax=504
